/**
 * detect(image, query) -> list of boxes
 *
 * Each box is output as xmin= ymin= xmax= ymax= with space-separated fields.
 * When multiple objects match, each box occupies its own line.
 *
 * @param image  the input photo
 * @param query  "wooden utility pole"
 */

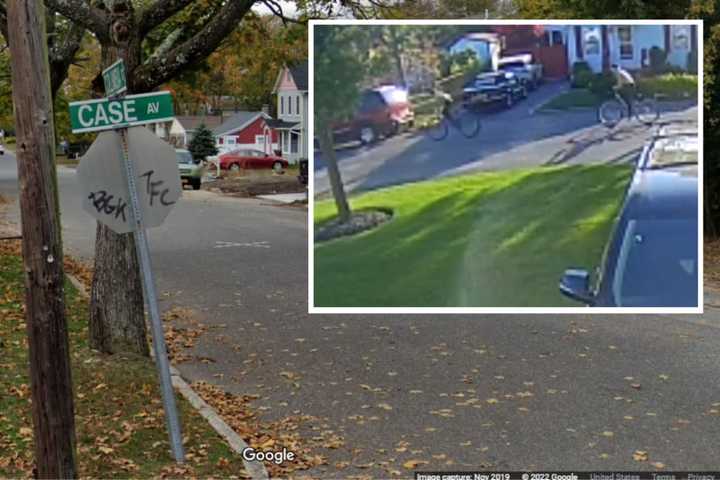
xmin=7 ymin=0 xmax=78 ymax=477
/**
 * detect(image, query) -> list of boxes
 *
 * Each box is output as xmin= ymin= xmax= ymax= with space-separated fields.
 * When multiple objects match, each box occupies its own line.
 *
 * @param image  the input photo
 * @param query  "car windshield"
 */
xmin=176 ymin=151 xmax=194 ymax=164
xmin=500 ymin=61 xmax=526 ymax=69
xmin=611 ymin=219 xmax=698 ymax=307
xmin=647 ymin=136 xmax=698 ymax=168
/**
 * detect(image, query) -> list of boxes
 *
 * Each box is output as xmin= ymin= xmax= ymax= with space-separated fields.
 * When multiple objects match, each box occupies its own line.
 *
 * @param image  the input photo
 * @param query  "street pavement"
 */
xmin=313 ymin=81 xmax=698 ymax=197
xmin=2 ymin=148 xmax=720 ymax=476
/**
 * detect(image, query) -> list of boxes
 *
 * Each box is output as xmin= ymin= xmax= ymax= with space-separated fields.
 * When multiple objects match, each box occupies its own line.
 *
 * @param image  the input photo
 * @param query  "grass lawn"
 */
xmin=314 ymin=164 xmax=632 ymax=307
xmin=538 ymin=89 xmax=602 ymax=111
xmin=0 ymin=241 xmax=248 ymax=478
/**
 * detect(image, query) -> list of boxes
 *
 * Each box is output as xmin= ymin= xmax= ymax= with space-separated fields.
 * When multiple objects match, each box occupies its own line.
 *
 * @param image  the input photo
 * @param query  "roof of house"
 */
xmin=176 ymin=115 xmax=223 ymax=132
xmin=266 ymin=118 xmax=299 ymax=130
xmin=289 ymin=61 xmax=308 ymax=91
xmin=273 ymin=60 xmax=308 ymax=93
xmin=212 ymin=111 xmax=270 ymax=137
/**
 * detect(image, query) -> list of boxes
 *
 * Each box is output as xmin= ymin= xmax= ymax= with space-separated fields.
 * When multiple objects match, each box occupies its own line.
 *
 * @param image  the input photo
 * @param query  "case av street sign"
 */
xmin=102 ymin=59 xmax=127 ymax=97
xmin=69 ymin=91 xmax=174 ymax=133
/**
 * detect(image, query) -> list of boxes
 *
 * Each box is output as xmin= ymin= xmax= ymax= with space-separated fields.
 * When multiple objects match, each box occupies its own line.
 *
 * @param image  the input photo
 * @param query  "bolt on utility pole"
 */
xmin=7 ymin=0 xmax=78 ymax=477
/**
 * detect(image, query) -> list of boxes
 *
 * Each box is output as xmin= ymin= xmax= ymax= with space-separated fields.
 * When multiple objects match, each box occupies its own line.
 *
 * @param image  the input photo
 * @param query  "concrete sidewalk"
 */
xmin=256 ymin=192 xmax=307 ymax=204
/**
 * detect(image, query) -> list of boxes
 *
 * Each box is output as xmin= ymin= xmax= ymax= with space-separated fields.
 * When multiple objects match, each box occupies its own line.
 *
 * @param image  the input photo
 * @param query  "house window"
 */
xmin=288 ymin=95 xmax=292 ymax=115
xmin=226 ymin=137 xmax=236 ymax=145
xmin=618 ymin=26 xmax=633 ymax=59
xmin=552 ymin=30 xmax=564 ymax=45
xmin=296 ymin=96 xmax=300 ymax=115
xmin=280 ymin=96 xmax=284 ymax=115
xmin=291 ymin=132 xmax=299 ymax=154
xmin=256 ymin=135 xmax=265 ymax=147
xmin=584 ymin=27 xmax=600 ymax=55
xmin=282 ymin=131 xmax=290 ymax=153
xmin=672 ymin=25 xmax=690 ymax=50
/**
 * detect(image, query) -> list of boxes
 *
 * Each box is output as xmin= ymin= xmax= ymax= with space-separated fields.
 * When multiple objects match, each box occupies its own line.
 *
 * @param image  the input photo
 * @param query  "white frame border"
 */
xmin=308 ymin=18 xmax=704 ymax=315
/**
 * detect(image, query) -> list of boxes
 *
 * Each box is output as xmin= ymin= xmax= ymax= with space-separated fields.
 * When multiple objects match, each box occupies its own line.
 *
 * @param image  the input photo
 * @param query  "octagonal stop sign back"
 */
xmin=76 ymin=126 xmax=182 ymax=234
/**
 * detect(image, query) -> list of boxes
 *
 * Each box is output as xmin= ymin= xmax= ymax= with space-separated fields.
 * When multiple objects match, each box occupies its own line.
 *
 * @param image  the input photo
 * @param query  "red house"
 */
xmin=212 ymin=111 xmax=279 ymax=154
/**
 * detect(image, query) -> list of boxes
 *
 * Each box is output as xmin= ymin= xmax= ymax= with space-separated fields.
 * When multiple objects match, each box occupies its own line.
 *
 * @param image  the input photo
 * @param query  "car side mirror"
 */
xmin=559 ymin=269 xmax=594 ymax=304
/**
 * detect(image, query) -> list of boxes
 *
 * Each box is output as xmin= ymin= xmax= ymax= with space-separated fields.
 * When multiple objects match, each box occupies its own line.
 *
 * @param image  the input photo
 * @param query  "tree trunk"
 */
xmin=89 ymin=224 xmax=148 ymax=355
xmin=89 ymin=6 xmax=149 ymax=357
xmin=318 ymin=124 xmax=351 ymax=223
xmin=7 ymin=0 xmax=77 ymax=476
xmin=388 ymin=28 xmax=407 ymax=88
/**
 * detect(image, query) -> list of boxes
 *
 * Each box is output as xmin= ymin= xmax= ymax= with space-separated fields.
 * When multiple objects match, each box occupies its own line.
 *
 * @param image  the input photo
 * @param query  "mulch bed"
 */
xmin=315 ymin=209 xmax=393 ymax=243
xmin=204 ymin=174 xmax=305 ymax=198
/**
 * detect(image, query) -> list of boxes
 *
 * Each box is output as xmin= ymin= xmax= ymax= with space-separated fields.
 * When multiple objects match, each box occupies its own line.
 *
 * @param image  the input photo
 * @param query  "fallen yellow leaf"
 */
xmin=403 ymin=459 xmax=429 ymax=469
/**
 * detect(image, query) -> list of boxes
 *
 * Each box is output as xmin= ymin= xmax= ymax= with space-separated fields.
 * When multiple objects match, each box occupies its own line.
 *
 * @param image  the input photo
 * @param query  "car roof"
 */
xmin=639 ymin=132 xmax=698 ymax=170
xmin=624 ymin=165 xmax=698 ymax=220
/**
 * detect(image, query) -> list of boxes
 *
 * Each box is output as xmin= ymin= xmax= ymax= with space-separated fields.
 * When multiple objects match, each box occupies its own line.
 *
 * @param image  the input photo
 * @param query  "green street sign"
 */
xmin=69 ymin=92 xmax=174 ymax=133
xmin=102 ymin=59 xmax=127 ymax=97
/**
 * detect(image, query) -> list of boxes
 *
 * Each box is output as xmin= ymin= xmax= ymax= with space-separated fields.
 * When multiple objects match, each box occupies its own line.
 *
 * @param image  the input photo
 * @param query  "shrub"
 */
xmin=637 ymin=73 xmax=698 ymax=100
xmin=648 ymin=46 xmax=668 ymax=74
xmin=588 ymin=72 xmax=615 ymax=97
xmin=571 ymin=61 xmax=592 ymax=88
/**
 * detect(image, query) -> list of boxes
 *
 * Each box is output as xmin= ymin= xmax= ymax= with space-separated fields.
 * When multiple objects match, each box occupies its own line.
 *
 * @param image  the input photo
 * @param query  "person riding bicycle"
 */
xmin=610 ymin=64 xmax=637 ymax=114
xmin=434 ymin=88 xmax=453 ymax=117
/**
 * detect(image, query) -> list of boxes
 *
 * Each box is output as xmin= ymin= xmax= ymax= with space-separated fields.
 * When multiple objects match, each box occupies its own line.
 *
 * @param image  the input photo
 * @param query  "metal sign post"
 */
xmin=73 ymin=59 xmax=185 ymax=463
xmin=116 ymin=128 xmax=185 ymax=463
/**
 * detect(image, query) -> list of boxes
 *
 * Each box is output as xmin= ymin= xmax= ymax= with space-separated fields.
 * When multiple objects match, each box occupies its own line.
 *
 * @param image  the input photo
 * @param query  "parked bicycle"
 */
xmin=598 ymin=87 xmax=659 ymax=128
xmin=426 ymin=90 xmax=481 ymax=141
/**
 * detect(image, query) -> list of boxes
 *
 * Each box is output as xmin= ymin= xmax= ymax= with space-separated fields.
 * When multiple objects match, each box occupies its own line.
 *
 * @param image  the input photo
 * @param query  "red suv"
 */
xmin=332 ymin=86 xmax=414 ymax=145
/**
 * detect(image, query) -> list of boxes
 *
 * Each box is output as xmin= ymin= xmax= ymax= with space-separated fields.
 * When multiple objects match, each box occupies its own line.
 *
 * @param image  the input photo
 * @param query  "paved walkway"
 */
xmin=257 ymin=192 xmax=307 ymax=204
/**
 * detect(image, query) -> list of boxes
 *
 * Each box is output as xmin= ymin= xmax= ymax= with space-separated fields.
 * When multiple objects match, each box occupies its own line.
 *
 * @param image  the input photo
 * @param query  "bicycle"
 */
xmin=426 ymin=92 xmax=481 ymax=141
xmin=598 ymin=87 xmax=659 ymax=128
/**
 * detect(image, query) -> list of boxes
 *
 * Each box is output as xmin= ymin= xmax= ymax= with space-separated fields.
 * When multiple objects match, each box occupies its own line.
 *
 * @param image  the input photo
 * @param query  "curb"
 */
xmin=169 ymin=366 xmax=269 ymax=480
xmin=64 ymin=272 xmax=269 ymax=480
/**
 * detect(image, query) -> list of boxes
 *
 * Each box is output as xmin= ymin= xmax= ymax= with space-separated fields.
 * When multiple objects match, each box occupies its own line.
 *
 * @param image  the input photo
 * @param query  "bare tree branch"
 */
xmin=133 ymin=0 xmax=254 ymax=92
xmin=43 ymin=0 xmax=110 ymax=43
xmin=262 ymin=0 xmax=305 ymax=25
xmin=137 ymin=0 xmax=195 ymax=36
xmin=49 ymin=22 xmax=85 ymax=97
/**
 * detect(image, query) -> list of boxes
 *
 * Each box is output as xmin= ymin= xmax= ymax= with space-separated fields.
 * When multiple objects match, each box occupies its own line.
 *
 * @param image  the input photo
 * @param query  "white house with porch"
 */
xmin=544 ymin=24 xmax=698 ymax=73
xmin=270 ymin=61 xmax=308 ymax=163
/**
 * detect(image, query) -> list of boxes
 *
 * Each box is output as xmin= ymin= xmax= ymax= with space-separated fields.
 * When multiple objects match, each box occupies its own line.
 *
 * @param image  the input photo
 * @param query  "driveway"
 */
xmin=313 ymin=82 xmax=698 ymax=196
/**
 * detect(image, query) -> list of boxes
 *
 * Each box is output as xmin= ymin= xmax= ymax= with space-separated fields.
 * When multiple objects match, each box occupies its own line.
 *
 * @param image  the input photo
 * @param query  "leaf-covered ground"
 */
xmin=0 ymin=240 xmax=249 ymax=478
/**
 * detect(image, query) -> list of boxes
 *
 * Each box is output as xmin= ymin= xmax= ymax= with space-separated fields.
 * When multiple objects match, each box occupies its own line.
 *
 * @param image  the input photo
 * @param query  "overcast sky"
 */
xmin=252 ymin=0 xmax=299 ymax=17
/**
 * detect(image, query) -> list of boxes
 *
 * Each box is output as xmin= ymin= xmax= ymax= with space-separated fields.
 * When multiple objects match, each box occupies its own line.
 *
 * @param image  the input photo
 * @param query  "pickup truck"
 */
xmin=498 ymin=54 xmax=543 ymax=90
xmin=462 ymin=71 xmax=526 ymax=110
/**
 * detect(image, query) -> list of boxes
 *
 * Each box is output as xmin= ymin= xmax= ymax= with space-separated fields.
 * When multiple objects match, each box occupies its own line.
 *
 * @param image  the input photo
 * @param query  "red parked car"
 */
xmin=332 ymin=85 xmax=414 ymax=145
xmin=219 ymin=149 xmax=289 ymax=173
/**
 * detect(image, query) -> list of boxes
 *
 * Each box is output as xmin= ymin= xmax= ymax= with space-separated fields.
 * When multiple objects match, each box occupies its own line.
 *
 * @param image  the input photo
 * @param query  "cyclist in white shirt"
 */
xmin=610 ymin=64 xmax=636 ymax=113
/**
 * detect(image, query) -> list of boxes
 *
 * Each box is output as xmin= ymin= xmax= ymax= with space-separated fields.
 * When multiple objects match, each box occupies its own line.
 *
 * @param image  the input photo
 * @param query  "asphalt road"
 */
xmin=2 ymin=150 xmax=719 ymax=476
xmin=313 ymin=82 xmax=699 ymax=196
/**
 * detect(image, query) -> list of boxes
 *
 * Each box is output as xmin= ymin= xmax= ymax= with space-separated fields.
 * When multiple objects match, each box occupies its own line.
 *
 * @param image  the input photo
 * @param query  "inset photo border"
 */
xmin=308 ymin=19 xmax=703 ymax=314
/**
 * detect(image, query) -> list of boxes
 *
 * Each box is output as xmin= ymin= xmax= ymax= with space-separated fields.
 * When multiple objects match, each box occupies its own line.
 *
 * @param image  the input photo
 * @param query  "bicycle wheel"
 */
xmin=634 ymin=98 xmax=659 ymax=125
xmin=458 ymin=113 xmax=481 ymax=138
xmin=598 ymin=99 xmax=624 ymax=128
xmin=427 ymin=117 xmax=449 ymax=141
